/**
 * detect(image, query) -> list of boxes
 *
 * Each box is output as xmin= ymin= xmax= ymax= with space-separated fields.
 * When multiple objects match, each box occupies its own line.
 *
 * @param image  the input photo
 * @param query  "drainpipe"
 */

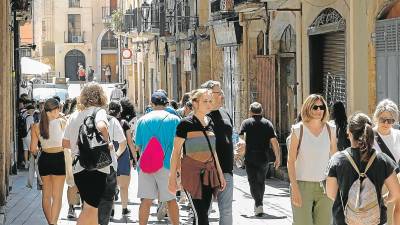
xmin=239 ymin=12 xmax=248 ymax=125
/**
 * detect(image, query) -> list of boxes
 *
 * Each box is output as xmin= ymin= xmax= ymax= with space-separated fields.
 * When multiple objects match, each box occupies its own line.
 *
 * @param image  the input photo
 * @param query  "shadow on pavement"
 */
xmin=241 ymin=213 xmax=287 ymax=220
xmin=111 ymin=216 xmax=136 ymax=223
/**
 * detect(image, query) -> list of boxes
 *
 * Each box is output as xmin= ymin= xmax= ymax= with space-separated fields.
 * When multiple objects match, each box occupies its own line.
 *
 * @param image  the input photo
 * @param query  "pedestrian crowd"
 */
xmin=15 ymin=80 xmax=400 ymax=225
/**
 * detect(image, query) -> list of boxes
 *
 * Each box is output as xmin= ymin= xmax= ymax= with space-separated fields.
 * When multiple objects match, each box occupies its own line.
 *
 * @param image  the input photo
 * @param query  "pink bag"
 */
xmin=139 ymin=136 xmax=165 ymax=173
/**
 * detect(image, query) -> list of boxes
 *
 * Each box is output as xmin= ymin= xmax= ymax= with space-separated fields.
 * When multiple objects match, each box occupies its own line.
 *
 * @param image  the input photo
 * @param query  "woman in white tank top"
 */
xmin=30 ymin=98 xmax=66 ymax=225
xmin=287 ymin=94 xmax=337 ymax=225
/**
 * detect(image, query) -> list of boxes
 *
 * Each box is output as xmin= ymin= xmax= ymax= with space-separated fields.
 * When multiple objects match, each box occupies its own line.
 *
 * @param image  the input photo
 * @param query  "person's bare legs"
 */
xmin=167 ymin=200 xmax=179 ymax=225
xmin=117 ymin=175 xmax=130 ymax=210
xmin=41 ymin=176 xmax=53 ymax=224
xmin=50 ymin=175 xmax=65 ymax=224
xmin=139 ymin=199 xmax=152 ymax=225
xmin=77 ymin=201 xmax=98 ymax=225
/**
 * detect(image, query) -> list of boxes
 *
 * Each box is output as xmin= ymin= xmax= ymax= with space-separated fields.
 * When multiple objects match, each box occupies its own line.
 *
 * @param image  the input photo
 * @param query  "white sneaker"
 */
xmin=156 ymin=202 xmax=168 ymax=221
xmin=255 ymin=206 xmax=264 ymax=217
xmin=25 ymin=161 xmax=29 ymax=169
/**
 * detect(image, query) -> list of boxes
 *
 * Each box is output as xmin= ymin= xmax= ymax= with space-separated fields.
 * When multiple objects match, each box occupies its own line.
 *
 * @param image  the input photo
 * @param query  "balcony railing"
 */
xmin=102 ymin=7 xmax=112 ymax=23
xmin=69 ymin=0 xmax=80 ymax=8
xmin=211 ymin=0 xmax=234 ymax=14
xmin=123 ymin=8 xmax=139 ymax=32
xmin=64 ymin=31 xmax=85 ymax=43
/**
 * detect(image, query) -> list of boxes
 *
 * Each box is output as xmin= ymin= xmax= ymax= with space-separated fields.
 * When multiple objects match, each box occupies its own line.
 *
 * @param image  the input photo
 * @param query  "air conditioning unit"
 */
xmin=71 ymin=36 xmax=82 ymax=43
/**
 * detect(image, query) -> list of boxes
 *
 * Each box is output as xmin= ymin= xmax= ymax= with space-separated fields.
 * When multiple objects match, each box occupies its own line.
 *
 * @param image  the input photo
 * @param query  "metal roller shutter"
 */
xmin=323 ymin=32 xmax=346 ymax=77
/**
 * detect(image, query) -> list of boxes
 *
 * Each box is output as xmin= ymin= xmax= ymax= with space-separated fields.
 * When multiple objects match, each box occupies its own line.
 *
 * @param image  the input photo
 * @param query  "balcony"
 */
xmin=210 ymin=0 xmax=235 ymax=20
xmin=234 ymin=0 xmax=264 ymax=13
xmin=102 ymin=7 xmax=112 ymax=24
xmin=64 ymin=31 xmax=85 ymax=43
xmin=123 ymin=8 xmax=139 ymax=33
xmin=68 ymin=0 xmax=80 ymax=8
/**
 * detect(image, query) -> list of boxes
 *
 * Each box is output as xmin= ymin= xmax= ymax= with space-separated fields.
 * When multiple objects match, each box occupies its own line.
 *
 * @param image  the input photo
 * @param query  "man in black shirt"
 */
xmin=201 ymin=80 xmax=233 ymax=225
xmin=239 ymin=102 xmax=280 ymax=217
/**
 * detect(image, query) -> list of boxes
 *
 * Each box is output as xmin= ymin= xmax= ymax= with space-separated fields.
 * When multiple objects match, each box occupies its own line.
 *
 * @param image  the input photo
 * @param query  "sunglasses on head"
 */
xmin=312 ymin=105 xmax=326 ymax=111
xmin=379 ymin=117 xmax=395 ymax=124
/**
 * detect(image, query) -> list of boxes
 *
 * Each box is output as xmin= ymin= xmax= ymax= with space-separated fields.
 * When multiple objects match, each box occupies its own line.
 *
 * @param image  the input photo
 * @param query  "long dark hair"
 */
xmin=39 ymin=98 xmax=60 ymax=139
xmin=108 ymin=101 xmax=122 ymax=118
xmin=332 ymin=101 xmax=347 ymax=128
xmin=120 ymin=98 xmax=136 ymax=121
xmin=348 ymin=112 xmax=374 ymax=162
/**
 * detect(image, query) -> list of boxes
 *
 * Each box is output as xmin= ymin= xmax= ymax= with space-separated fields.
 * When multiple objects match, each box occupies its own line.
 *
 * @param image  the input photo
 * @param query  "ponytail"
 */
xmin=348 ymin=112 xmax=375 ymax=162
xmin=39 ymin=110 xmax=49 ymax=139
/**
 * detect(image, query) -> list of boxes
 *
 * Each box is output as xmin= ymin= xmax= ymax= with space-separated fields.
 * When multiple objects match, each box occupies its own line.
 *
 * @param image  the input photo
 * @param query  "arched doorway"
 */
xmin=308 ymin=8 xmax=346 ymax=107
xmin=376 ymin=0 xmax=400 ymax=104
xmin=101 ymin=30 xmax=118 ymax=83
xmin=65 ymin=49 xmax=85 ymax=81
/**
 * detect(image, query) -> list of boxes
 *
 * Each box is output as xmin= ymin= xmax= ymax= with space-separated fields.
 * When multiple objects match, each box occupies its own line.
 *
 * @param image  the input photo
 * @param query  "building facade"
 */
xmin=33 ymin=0 xmax=120 ymax=82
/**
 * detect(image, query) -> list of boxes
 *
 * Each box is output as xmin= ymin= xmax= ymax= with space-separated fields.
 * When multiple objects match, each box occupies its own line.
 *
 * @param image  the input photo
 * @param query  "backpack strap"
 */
xmin=295 ymin=123 xmax=303 ymax=158
xmin=375 ymin=131 xmax=396 ymax=162
xmin=343 ymin=150 xmax=377 ymax=177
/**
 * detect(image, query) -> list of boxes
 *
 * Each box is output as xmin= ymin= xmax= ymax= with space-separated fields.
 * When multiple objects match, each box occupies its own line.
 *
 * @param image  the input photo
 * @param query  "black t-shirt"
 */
xmin=327 ymin=148 xmax=397 ymax=225
xmin=176 ymin=115 xmax=216 ymax=156
xmin=207 ymin=109 xmax=233 ymax=174
xmin=239 ymin=115 xmax=277 ymax=166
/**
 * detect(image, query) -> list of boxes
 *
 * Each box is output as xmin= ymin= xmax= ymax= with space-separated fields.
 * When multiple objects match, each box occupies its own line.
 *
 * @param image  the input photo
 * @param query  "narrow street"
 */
xmin=5 ymin=168 xmax=292 ymax=225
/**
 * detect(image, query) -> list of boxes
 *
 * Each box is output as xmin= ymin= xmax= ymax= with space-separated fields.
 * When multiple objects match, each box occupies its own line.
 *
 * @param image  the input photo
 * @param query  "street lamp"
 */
xmin=140 ymin=1 xmax=151 ymax=31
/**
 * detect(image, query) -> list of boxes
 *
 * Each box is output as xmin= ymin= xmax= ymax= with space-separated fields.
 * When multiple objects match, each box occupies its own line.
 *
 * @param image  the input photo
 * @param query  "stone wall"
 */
xmin=0 ymin=0 xmax=12 ymax=205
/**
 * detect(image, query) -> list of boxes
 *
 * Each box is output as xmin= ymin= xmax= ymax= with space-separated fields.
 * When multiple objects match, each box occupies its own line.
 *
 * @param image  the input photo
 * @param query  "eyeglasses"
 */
xmin=312 ymin=105 xmax=326 ymax=111
xmin=379 ymin=117 xmax=395 ymax=124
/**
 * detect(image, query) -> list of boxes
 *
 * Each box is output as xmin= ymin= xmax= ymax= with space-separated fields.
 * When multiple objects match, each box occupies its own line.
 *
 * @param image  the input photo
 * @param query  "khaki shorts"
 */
xmin=137 ymin=168 xmax=175 ymax=202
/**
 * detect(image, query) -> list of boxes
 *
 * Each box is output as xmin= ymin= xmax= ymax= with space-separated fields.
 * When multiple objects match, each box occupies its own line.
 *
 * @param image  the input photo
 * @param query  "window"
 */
xmin=257 ymin=31 xmax=268 ymax=55
xmin=101 ymin=30 xmax=118 ymax=49
xmin=68 ymin=14 xmax=82 ymax=43
xmin=20 ymin=48 xmax=32 ymax=57
xmin=69 ymin=0 xmax=80 ymax=8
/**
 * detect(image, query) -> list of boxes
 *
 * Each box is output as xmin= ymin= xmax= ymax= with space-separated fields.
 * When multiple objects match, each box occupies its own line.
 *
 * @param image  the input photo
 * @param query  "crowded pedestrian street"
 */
xmin=5 ymin=168 xmax=291 ymax=225
xmin=4 ymin=0 xmax=400 ymax=225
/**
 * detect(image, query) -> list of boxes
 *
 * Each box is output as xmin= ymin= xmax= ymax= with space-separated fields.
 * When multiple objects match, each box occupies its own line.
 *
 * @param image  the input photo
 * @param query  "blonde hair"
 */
xmin=77 ymin=83 xmax=108 ymax=111
xmin=301 ymin=94 xmax=330 ymax=123
xmin=190 ymin=88 xmax=210 ymax=112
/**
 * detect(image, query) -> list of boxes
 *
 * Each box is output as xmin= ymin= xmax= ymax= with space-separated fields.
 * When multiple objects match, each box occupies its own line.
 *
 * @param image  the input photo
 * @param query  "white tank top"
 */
xmin=293 ymin=122 xmax=335 ymax=182
xmin=39 ymin=118 xmax=64 ymax=149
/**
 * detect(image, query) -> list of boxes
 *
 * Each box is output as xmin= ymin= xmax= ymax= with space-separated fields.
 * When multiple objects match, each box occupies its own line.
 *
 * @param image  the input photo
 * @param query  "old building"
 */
xmin=33 ymin=0 xmax=119 ymax=82
xmin=116 ymin=0 xmax=210 ymax=113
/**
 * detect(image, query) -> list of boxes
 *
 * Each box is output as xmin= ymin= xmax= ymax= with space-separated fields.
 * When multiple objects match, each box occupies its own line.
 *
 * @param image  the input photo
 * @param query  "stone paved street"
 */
xmin=4 ymin=167 xmax=292 ymax=225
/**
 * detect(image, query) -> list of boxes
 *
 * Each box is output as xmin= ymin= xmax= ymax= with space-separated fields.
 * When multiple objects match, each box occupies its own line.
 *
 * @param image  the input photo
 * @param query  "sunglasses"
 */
xmin=379 ymin=117 xmax=395 ymax=124
xmin=312 ymin=105 xmax=326 ymax=111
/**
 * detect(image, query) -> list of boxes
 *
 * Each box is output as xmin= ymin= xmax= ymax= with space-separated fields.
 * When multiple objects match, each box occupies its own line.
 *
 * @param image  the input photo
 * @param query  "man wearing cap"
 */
xmin=135 ymin=91 xmax=181 ymax=225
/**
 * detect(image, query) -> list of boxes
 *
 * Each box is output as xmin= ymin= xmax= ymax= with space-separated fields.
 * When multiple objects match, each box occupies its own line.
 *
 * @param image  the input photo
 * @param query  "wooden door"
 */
xmin=101 ymin=54 xmax=118 ymax=82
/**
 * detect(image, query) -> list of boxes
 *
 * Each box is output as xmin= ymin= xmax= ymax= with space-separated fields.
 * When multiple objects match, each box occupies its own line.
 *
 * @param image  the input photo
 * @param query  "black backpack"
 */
xmin=18 ymin=113 xmax=28 ymax=138
xmin=77 ymin=108 xmax=112 ymax=170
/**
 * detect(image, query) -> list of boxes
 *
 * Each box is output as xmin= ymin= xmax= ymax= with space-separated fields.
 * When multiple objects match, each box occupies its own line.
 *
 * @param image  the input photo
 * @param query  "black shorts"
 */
xmin=38 ymin=151 xmax=66 ymax=176
xmin=79 ymin=76 xmax=86 ymax=81
xmin=74 ymin=170 xmax=107 ymax=208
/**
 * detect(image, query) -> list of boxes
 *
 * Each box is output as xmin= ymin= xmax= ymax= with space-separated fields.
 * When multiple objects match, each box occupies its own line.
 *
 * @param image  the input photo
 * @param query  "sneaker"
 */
xmin=255 ymin=205 xmax=264 ymax=217
xmin=110 ymin=209 xmax=114 ymax=218
xmin=156 ymin=202 xmax=168 ymax=221
xmin=24 ymin=161 xmax=29 ymax=169
xmin=122 ymin=208 xmax=131 ymax=216
xmin=67 ymin=206 xmax=76 ymax=219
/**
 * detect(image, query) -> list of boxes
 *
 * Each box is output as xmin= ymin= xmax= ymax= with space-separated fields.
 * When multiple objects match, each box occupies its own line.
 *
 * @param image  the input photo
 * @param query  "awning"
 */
xmin=21 ymin=57 xmax=51 ymax=75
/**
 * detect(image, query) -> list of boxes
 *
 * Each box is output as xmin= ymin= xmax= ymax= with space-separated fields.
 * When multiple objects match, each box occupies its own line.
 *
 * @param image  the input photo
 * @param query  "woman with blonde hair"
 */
xmin=62 ymin=83 xmax=111 ymax=225
xmin=373 ymin=99 xmax=400 ymax=225
xmin=30 ymin=98 xmax=66 ymax=225
xmin=169 ymin=88 xmax=226 ymax=225
xmin=287 ymin=94 xmax=337 ymax=225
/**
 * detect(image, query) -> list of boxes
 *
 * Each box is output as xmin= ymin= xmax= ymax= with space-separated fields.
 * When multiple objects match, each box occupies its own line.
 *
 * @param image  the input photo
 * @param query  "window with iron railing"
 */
xmin=123 ymin=8 xmax=138 ymax=32
xmin=69 ymin=0 xmax=80 ymax=8
xmin=65 ymin=31 xmax=85 ymax=43
xmin=101 ymin=31 xmax=117 ymax=49
xmin=150 ymin=2 xmax=160 ymax=29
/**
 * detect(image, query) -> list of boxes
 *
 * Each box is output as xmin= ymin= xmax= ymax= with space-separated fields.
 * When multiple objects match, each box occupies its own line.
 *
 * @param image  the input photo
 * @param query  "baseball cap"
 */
xmin=151 ymin=91 xmax=168 ymax=105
